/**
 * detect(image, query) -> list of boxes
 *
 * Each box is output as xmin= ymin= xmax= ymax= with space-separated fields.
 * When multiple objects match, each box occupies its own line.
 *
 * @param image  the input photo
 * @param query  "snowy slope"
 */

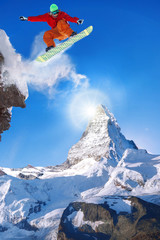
xmin=0 ymin=105 xmax=160 ymax=239
xmin=96 ymin=149 xmax=160 ymax=197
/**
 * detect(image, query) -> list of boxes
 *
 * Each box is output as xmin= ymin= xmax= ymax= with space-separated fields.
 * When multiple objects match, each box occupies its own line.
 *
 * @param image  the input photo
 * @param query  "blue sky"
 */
xmin=0 ymin=0 xmax=160 ymax=168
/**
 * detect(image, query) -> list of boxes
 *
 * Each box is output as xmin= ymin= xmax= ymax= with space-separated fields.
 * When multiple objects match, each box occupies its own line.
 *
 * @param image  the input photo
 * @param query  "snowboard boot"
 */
xmin=70 ymin=31 xmax=77 ymax=38
xmin=46 ymin=46 xmax=54 ymax=52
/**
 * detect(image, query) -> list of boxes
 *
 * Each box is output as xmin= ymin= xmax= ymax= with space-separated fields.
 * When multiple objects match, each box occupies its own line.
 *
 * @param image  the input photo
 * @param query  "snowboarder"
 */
xmin=20 ymin=4 xmax=84 ymax=52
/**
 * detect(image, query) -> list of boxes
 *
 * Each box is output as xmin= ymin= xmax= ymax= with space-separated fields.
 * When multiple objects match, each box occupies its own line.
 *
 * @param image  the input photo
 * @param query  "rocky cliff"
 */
xmin=58 ymin=197 xmax=160 ymax=240
xmin=0 ymin=52 xmax=26 ymax=141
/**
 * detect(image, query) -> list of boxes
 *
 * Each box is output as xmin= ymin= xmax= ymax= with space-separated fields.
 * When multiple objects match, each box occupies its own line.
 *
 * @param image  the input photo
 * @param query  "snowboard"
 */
xmin=36 ymin=26 xmax=93 ymax=62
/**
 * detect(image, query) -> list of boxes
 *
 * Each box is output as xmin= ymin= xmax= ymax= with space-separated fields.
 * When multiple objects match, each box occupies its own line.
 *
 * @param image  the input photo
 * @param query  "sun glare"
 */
xmin=83 ymin=104 xmax=96 ymax=119
xmin=68 ymin=89 xmax=110 ymax=129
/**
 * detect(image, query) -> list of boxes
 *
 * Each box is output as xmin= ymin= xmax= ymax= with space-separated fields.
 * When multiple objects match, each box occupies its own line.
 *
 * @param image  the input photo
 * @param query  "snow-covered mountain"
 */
xmin=0 ymin=104 xmax=160 ymax=239
xmin=66 ymin=105 xmax=137 ymax=166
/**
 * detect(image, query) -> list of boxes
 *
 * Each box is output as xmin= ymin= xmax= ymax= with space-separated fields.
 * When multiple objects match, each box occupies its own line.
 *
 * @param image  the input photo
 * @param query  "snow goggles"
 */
xmin=52 ymin=10 xmax=59 ymax=15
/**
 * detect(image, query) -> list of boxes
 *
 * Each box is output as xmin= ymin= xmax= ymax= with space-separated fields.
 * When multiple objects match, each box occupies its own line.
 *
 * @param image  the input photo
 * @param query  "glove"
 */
xmin=19 ymin=16 xmax=28 ymax=21
xmin=77 ymin=19 xmax=84 ymax=25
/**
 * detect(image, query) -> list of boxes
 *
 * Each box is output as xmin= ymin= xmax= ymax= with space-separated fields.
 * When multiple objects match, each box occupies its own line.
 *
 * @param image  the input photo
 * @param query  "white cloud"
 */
xmin=0 ymin=29 xmax=88 ymax=99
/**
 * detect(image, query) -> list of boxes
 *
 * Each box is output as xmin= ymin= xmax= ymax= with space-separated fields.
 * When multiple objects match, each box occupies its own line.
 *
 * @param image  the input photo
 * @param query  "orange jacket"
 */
xmin=28 ymin=11 xmax=79 ymax=29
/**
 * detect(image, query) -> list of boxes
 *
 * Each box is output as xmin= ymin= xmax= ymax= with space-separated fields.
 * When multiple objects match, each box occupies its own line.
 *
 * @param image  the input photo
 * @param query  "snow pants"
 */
xmin=43 ymin=19 xmax=74 ymax=47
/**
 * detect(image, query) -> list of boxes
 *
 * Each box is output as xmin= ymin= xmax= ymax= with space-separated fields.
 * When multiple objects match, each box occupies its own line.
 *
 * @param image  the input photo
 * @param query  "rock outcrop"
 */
xmin=0 ymin=169 xmax=7 ymax=176
xmin=18 ymin=173 xmax=38 ymax=180
xmin=57 ymin=197 xmax=160 ymax=240
xmin=0 ymin=52 xmax=26 ymax=141
xmin=15 ymin=219 xmax=38 ymax=232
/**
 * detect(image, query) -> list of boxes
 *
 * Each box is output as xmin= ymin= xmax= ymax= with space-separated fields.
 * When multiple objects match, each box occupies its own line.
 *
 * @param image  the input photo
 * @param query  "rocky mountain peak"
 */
xmin=92 ymin=104 xmax=117 ymax=122
xmin=66 ymin=104 xmax=137 ymax=166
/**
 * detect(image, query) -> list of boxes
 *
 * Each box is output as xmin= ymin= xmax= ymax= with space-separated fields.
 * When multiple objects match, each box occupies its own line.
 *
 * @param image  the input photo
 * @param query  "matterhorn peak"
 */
xmin=91 ymin=104 xmax=119 ymax=127
xmin=66 ymin=104 xmax=137 ymax=166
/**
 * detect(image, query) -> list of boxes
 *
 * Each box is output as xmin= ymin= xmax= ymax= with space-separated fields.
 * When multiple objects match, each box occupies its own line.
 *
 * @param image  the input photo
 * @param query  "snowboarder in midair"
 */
xmin=20 ymin=4 xmax=84 ymax=52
